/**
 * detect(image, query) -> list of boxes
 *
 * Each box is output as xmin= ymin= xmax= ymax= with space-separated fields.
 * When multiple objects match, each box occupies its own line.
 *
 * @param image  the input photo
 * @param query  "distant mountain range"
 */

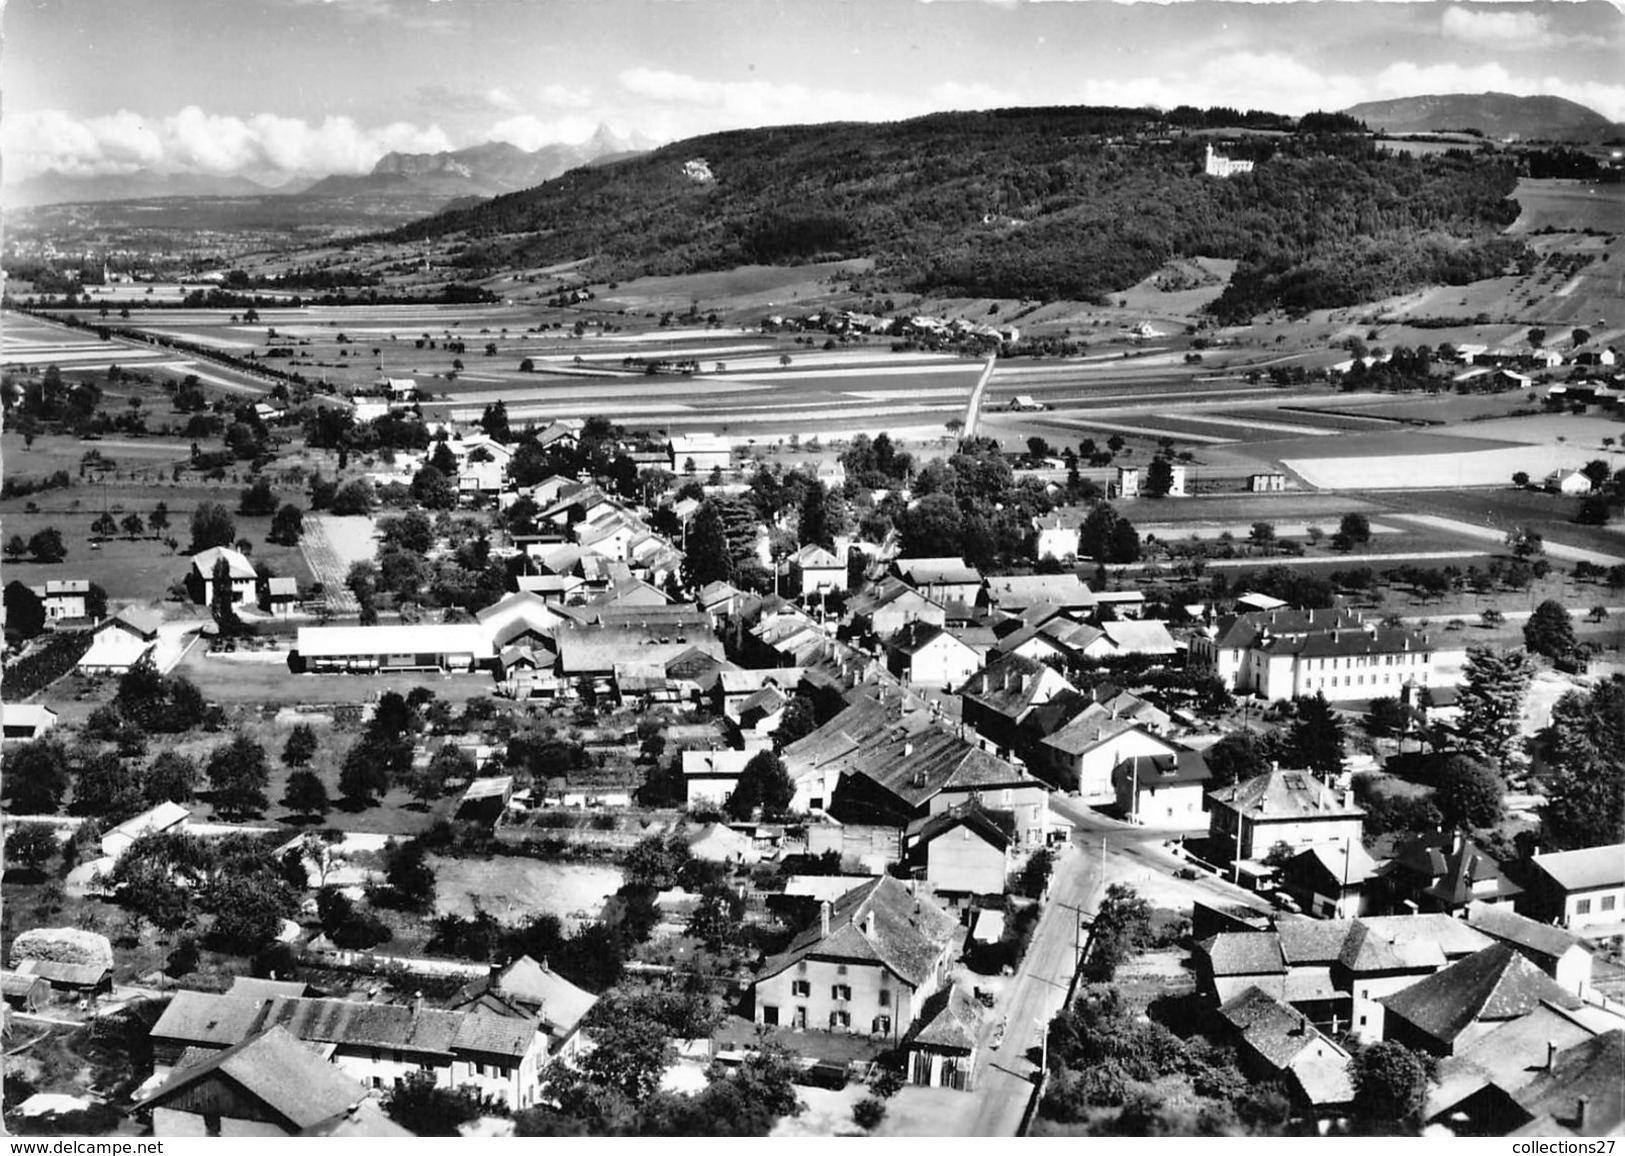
xmin=295 ymin=125 xmax=654 ymax=201
xmin=4 ymin=169 xmax=279 ymax=208
xmin=1342 ymin=92 xmax=1622 ymax=142
xmin=2 ymin=124 xmax=654 ymax=209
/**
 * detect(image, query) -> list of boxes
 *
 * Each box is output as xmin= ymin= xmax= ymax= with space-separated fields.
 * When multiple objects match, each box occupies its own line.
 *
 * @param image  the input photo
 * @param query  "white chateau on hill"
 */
xmin=1204 ymin=144 xmax=1254 ymax=178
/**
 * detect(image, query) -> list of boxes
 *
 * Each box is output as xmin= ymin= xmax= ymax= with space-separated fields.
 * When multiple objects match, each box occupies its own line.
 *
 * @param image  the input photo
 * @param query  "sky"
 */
xmin=3 ymin=0 xmax=1622 ymax=185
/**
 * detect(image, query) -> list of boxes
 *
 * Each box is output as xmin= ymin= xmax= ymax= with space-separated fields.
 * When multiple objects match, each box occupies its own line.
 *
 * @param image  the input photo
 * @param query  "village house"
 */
xmin=892 ymin=557 xmax=984 ymax=608
xmin=261 ymin=576 xmax=300 ymax=618
xmin=1214 ymin=986 xmax=1353 ymax=1115
xmin=789 ymin=543 xmax=847 ymax=598
xmin=669 ymin=432 xmax=732 ymax=475
xmin=828 ymin=724 xmax=1054 ymax=851
xmin=958 ymin=652 xmax=1077 ymax=764
xmin=1040 ymin=702 xmax=1180 ymax=798
xmin=1 ymin=971 xmax=52 ymax=1013
xmin=1206 ymin=767 xmax=1365 ymax=867
xmin=76 ymin=608 xmax=160 ymax=676
xmin=1113 ymin=748 xmax=1211 ymax=826
xmin=1379 ymin=943 xmax=1587 ymax=1058
xmin=681 ymin=748 xmax=759 ymax=808
xmin=2 ymin=703 xmax=58 ymax=743
xmin=1194 ymin=914 xmax=1495 ymax=1042
xmin=1375 ymin=830 xmax=1522 ymax=916
xmin=445 ymin=955 xmax=597 ymax=1063
xmin=136 ymin=1026 xmax=411 ymax=1138
xmin=1424 ymin=1002 xmax=1622 ymax=1136
xmin=996 ymin=611 xmax=1110 ymax=667
xmin=1465 ymin=901 xmax=1595 ymax=998
xmin=902 ymin=986 xmax=984 ymax=1091
xmin=1276 ymin=842 xmax=1382 ymax=920
xmin=983 ymin=574 xmax=1095 ymax=615
xmin=1518 ymin=844 xmax=1625 ymax=935
xmin=149 ymin=991 xmax=548 ymax=1110
xmin=1501 ymin=1031 xmax=1625 ymax=1137
xmin=102 ymin=801 xmax=191 ymax=860
xmin=32 ymin=578 xmax=90 ymax=621
xmin=847 ymin=576 xmax=946 ymax=639
xmin=884 ymin=621 xmax=982 ymax=690
xmin=1030 ymin=510 xmax=1086 ymax=562
xmin=752 ymin=875 xmax=960 ymax=1043
xmin=188 ymin=546 xmax=258 ymax=607
xmin=904 ymin=803 xmax=1015 ymax=898
xmin=1544 ymin=468 xmax=1595 ymax=495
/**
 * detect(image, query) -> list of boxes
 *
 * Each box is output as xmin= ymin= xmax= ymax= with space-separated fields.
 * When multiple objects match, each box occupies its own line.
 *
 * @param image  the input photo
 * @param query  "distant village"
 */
xmin=2 ymin=378 xmax=1622 ymax=1140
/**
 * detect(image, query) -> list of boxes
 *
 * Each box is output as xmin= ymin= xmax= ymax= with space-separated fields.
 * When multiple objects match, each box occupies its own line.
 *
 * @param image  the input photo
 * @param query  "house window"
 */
xmin=1359 ymin=1016 xmax=1367 ymax=1027
xmin=791 ymin=979 xmax=811 ymax=997
xmin=873 ymin=1016 xmax=892 ymax=1036
xmin=1576 ymin=898 xmax=1592 ymax=915
xmin=476 ymin=1062 xmax=486 ymax=1076
xmin=832 ymin=984 xmax=852 ymax=1002
xmin=794 ymin=1007 xmax=807 ymax=1029
xmin=837 ymin=964 xmax=848 ymax=976
xmin=762 ymin=1005 xmax=779 ymax=1026
xmin=878 ymin=988 xmax=891 ymax=1007
xmin=797 ymin=961 xmax=808 ymax=974
xmin=829 ymin=1011 xmax=851 ymax=1030
xmin=1603 ymin=896 xmax=1617 ymax=912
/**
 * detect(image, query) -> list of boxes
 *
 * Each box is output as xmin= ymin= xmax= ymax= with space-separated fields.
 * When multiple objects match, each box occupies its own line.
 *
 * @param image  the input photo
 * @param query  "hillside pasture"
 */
xmin=1507 ymin=179 xmax=1625 ymax=235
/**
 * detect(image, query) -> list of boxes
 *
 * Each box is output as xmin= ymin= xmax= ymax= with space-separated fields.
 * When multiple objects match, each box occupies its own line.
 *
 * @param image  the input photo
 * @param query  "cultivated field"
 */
xmin=431 ymin=857 xmax=624 ymax=930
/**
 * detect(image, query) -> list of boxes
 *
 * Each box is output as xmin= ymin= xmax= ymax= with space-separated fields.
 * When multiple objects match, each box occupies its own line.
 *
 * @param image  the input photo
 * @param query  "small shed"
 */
xmin=1 ymin=970 xmax=52 ymax=1012
xmin=14 ymin=958 xmax=113 ymax=999
xmin=456 ymin=776 xmax=515 ymax=826
xmin=904 ymin=986 xmax=983 ymax=1091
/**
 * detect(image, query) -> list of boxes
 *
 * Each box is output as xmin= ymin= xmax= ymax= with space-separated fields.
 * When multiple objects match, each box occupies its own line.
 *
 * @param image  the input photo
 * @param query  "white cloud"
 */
xmin=1440 ymin=7 xmax=1557 ymax=49
xmin=536 ymin=84 xmax=594 ymax=110
xmin=486 ymin=114 xmax=602 ymax=150
xmin=0 ymin=106 xmax=452 ymax=181
xmin=617 ymin=67 xmax=927 ymax=131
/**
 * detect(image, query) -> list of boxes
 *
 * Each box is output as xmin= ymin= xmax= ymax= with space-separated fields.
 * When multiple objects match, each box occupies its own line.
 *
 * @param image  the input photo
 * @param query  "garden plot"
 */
xmin=431 ymin=857 xmax=624 ymax=931
xmin=1138 ymin=520 xmax=1404 ymax=541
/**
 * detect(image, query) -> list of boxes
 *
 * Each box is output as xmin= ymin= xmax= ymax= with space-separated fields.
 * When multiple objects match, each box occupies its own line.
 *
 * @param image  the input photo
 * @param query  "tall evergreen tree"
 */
xmin=1455 ymin=647 xmax=1534 ymax=771
xmin=1289 ymin=693 xmax=1346 ymax=777
xmin=1540 ymin=675 xmax=1625 ymax=849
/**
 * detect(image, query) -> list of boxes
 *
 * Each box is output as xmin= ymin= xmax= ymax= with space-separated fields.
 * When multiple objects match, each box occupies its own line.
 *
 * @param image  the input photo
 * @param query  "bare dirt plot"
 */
xmin=1387 ymin=513 xmax=1624 ymax=566
xmin=430 ymin=857 xmax=624 ymax=930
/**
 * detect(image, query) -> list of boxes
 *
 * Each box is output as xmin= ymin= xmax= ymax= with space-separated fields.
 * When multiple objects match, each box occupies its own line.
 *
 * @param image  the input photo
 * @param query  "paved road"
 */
xmin=957 ymin=801 xmax=1273 ymax=1136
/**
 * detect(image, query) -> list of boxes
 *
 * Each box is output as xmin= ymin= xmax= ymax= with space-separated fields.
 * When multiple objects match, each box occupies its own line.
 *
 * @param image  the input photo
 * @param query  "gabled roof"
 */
xmin=1207 ymin=768 xmax=1364 ymax=822
xmin=1211 ymin=607 xmax=1367 ymax=651
xmin=681 ymin=749 xmax=756 ymax=779
xmin=259 ymin=996 xmax=536 ymax=1059
xmin=1339 ymin=919 xmax=1446 ymax=973
xmin=847 ymin=576 xmax=942 ymax=618
xmin=1508 ymin=1030 xmax=1624 ymax=1137
xmin=846 ymin=725 xmax=1037 ymax=809
xmin=983 ymin=573 xmax=1095 ymax=610
xmin=1198 ymin=932 xmax=1287 ymax=977
xmin=101 ymin=607 xmax=161 ymax=639
xmin=1465 ymin=901 xmax=1587 ymax=963
xmin=1115 ymin=749 xmax=1211 ymax=789
xmin=296 ymin=624 xmax=491 ymax=658
xmin=886 ymin=619 xmax=976 ymax=658
xmin=959 ymin=652 xmax=1076 ymax=721
xmin=1218 ymin=985 xmax=1351 ymax=1072
xmin=757 ymin=875 xmax=958 ymax=987
xmin=1273 ymin=918 xmax=1354 ymax=966
xmin=227 ymin=977 xmax=312 ymax=1000
xmin=1043 ymin=707 xmax=1174 ymax=757
xmin=138 ymin=1026 xmax=366 ymax=1132
xmin=792 ymin=543 xmax=843 ymax=569
xmin=191 ymin=546 xmax=256 ymax=580
xmin=1533 ymin=844 xmax=1625 ymax=893
xmin=1100 ymin=619 xmax=1180 ymax=655
xmin=1285 ymin=841 xmax=1381 ymax=887
xmin=152 ymin=990 xmax=269 ymax=1048
xmin=911 ymin=803 xmax=1013 ymax=853
xmin=895 ymin=557 xmax=982 ymax=586
xmin=475 ymin=955 xmax=596 ymax=1042
xmin=906 ymin=985 xmax=983 ymax=1053
xmin=1380 ymin=943 xmax=1583 ymax=1047
xmin=1389 ymin=832 xmax=1522 ymax=906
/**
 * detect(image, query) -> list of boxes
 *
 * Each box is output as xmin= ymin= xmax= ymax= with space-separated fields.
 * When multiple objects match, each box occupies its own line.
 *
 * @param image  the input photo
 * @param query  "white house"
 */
xmin=34 ymin=579 xmax=90 ymax=621
xmin=189 ymin=547 xmax=257 ymax=607
xmin=790 ymin=543 xmax=848 ymax=598
xmin=682 ymin=749 xmax=758 ymax=808
xmin=77 ymin=609 xmax=160 ymax=675
xmin=295 ymin=624 xmax=492 ymax=673
xmin=1545 ymin=469 xmax=1594 ymax=495
xmin=885 ymin=622 xmax=982 ymax=690
xmin=2 ymin=704 xmax=58 ymax=743
xmin=669 ymin=433 xmax=732 ymax=475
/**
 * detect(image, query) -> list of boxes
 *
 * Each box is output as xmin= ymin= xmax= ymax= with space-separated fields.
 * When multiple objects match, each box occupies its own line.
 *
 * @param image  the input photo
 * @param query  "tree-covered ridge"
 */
xmin=391 ymin=106 xmax=1525 ymax=319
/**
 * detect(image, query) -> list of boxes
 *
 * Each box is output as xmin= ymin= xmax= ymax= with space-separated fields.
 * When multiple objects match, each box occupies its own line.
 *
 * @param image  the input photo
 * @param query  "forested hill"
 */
xmin=389 ymin=106 xmax=1527 ymax=321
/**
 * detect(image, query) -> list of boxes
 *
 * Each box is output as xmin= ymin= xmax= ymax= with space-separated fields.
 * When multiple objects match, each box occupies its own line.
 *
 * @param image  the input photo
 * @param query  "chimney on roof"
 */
xmin=1546 ymin=1040 xmax=1558 ymax=1071
xmin=412 ymin=991 xmax=424 ymax=1016
xmin=820 ymin=901 xmax=831 ymax=938
xmin=1452 ymin=829 xmax=1464 ymax=855
xmin=1576 ymin=1097 xmax=1589 ymax=1129
xmin=1297 ymin=1014 xmax=1308 ymax=1035
xmin=864 ymin=911 xmax=876 ymax=938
